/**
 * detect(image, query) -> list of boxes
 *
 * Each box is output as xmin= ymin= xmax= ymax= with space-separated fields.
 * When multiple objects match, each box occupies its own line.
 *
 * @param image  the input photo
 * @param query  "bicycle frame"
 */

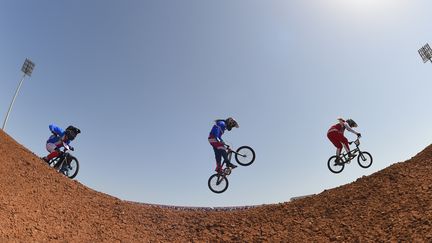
xmin=51 ymin=143 xmax=73 ymax=169
xmin=339 ymin=139 xmax=363 ymax=163
xmin=52 ymin=152 xmax=69 ymax=168
xmin=219 ymin=147 xmax=238 ymax=176
xmin=226 ymin=146 xmax=247 ymax=160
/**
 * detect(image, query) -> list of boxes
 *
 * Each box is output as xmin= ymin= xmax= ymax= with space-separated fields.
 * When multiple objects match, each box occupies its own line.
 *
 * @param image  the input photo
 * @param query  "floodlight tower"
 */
xmin=418 ymin=43 xmax=432 ymax=64
xmin=2 ymin=58 xmax=35 ymax=130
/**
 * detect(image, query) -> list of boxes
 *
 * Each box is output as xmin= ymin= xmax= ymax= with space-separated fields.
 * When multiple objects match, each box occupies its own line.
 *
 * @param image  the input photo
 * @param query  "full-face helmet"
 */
xmin=225 ymin=117 xmax=239 ymax=131
xmin=65 ymin=125 xmax=81 ymax=141
xmin=346 ymin=119 xmax=358 ymax=128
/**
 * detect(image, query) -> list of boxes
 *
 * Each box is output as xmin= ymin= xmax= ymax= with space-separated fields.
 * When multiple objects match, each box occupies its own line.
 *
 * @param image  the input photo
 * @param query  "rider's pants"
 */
xmin=212 ymin=147 xmax=229 ymax=168
xmin=327 ymin=131 xmax=350 ymax=154
xmin=45 ymin=143 xmax=60 ymax=161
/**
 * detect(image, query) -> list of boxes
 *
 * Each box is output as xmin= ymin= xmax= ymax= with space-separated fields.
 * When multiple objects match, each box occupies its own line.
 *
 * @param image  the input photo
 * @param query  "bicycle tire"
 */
xmin=327 ymin=155 xmax=345 ymax=174
xmin=357 ymin=151 xmax=373 ymax=168
xmin=208 ymin=174 xmax=229 ymax=194
xmin=62 ymin=156 xmax=80 ymax=179
xmin=235 ymin=146 xmax=256 ymax=166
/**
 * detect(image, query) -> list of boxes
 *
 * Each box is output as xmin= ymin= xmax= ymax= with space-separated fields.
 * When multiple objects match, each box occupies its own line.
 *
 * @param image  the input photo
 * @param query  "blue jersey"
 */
xmin=46 ymin=124 xmax=71 ymax=147
xmin=208 ymin=120 xmax=226 ymax=148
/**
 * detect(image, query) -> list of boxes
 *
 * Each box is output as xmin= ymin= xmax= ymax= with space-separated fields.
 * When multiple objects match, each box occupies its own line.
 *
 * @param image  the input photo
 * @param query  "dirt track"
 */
xmin=1 ymin=130 xmax=432 ymax=242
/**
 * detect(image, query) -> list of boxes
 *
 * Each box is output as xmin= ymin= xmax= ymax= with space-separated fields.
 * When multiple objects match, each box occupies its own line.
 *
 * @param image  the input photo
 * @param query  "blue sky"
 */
xmin=1 ymin=0 xmax=431 ymax=207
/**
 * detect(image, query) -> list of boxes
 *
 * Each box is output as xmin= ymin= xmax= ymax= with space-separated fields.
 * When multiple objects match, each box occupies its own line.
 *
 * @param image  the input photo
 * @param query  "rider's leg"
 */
xmin=219 ymin=148 xmax=237 ymax=169
xmin=336 ymin=148 xmax=342 ymax=158
xmin=51 ymin=150 xmax=63 ymax=169
xmin=334 ymin=147 xmax=343 ymax=164
xmin=328 ymin=132 xmax=342 ymax=162
xmin=341 ymin=136 xmax=354 ymax=158
xmin=43 ymin=143 xmax=59 ymax=162
xmin=213 ymin=147 xmax=222 ymax=173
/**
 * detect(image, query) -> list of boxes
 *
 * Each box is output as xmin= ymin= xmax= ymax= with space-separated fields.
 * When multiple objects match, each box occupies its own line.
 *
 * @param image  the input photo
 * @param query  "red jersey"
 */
xmin=328 ymin=123 xmax=344 ymax=134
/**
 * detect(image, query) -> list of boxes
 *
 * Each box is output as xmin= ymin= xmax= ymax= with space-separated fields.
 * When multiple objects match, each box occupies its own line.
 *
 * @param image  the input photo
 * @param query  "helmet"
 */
xmin=346 ymin=119 xmax=358 ymax=128
xmin=225 ymin=117 xmax=239 ymax=131
xmin=65 ymin=125 xmax=81 ymax=141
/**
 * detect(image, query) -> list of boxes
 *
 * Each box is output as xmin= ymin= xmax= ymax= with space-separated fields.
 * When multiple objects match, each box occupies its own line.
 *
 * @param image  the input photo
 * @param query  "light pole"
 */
xmin=418 ymin=43 xmax=432 ymax=64
xmin=2 ymin=58 xmax=35 ymax=130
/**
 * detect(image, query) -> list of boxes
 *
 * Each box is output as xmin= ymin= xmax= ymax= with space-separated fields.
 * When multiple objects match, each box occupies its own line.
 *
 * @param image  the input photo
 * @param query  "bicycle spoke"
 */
xmin=216 ymin=176 xmax=223 ymax=185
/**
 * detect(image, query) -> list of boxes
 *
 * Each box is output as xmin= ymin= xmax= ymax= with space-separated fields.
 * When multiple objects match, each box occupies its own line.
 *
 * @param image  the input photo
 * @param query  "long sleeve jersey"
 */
xmin=327 ymin=122 xmax=359 ymax=136
xmin=46 ymin=124 xmax=71 ymax=147
xmin=208 ymin=120 xmax=227 ymax=148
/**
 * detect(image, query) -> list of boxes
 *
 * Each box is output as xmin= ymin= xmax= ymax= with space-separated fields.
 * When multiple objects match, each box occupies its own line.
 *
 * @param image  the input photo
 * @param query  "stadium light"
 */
xmin=418 ymin=43 xmax=432 ymax=64
xmin=2 ymin=58 xmax=36 ymax=130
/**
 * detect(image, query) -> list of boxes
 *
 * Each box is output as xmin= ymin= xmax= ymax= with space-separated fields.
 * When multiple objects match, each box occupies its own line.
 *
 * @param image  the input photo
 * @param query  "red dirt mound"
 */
xmin=1 ymin=129 xmax=432 ymax=242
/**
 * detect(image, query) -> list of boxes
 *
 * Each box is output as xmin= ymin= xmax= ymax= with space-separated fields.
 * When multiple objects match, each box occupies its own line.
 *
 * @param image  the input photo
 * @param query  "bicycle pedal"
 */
xmin=223 ymin=168 xmax=232 ymax=175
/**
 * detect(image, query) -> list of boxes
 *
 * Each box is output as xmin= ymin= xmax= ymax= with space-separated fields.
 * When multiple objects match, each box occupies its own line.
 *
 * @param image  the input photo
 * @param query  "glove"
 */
xmin=69 ymin=146 xmax=74 ymax=151
xmin=357 ymin=133 xmax=362 ymax=138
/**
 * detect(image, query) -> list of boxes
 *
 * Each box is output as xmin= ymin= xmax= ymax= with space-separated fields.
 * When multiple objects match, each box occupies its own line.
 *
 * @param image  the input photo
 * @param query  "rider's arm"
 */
xmin=344 ymin=123 xmax=360 ymax=136
xmin=215 ymin=128 xmax=224 ymax=143
xmin=49 ymin=124 xmax=64 ymax=136
xmin=65 ymin=141 xmax=74 ymax=150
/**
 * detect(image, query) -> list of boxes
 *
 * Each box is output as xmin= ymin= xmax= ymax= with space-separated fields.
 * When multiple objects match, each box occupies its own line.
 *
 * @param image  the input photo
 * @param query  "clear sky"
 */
xmin=1 ymin=0 xmax=431 ymax=207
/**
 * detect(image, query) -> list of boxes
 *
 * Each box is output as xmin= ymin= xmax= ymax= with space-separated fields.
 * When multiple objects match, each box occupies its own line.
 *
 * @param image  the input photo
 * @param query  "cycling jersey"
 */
xmin=46 ymin=124 xmax=71 ymax=148
xmin=208 ymin=120 xmax=226 ymax=149
xmin=327 ymin=122 xmax=358 ymax=135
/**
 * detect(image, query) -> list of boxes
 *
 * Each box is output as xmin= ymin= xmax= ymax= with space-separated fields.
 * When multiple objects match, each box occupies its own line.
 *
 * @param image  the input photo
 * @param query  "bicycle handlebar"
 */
xmin=61 ymin=142 xmax=74 ymax=152
xmin=349 ymin=138 xmax=361 ymax=145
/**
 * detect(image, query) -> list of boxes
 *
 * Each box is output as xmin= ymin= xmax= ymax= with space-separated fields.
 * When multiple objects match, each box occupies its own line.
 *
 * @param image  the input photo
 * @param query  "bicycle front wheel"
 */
xmin=62 ymin=156 xmax=79 ymax=179
xmin=357 ymin=151 xmax=373 ymax=168
xmin=208 ymin=174 xmax=229 ymax=194
xmin=235 ymin=146 xmax=256 ymax=166
xmin=327 ymin=156 xmax=345 ymax=174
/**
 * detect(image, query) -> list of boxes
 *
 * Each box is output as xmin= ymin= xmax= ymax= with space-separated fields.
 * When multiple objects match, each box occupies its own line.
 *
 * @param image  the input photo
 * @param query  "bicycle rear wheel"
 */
xmin=235 ymin=146 xmax=256 ymax=166
xmin=357 ymin=151 xmax=372 ymax=168
xmin=327 ymin=155 xmax=345 ymax=174
xmin=208 ymin=174 xmax=229 ymax=194
xmin=61 ymin=156 xmax=79 ymax=179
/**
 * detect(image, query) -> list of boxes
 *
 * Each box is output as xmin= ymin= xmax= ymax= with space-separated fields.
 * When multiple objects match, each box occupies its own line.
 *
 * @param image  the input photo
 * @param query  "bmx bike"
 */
xmin=327 ymin=138 xmax=372 ymax=174
xmin=46 ymin=143 xmax=80 ymax=179
xmin=208 ymin=145 xmax=255 ymax=194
